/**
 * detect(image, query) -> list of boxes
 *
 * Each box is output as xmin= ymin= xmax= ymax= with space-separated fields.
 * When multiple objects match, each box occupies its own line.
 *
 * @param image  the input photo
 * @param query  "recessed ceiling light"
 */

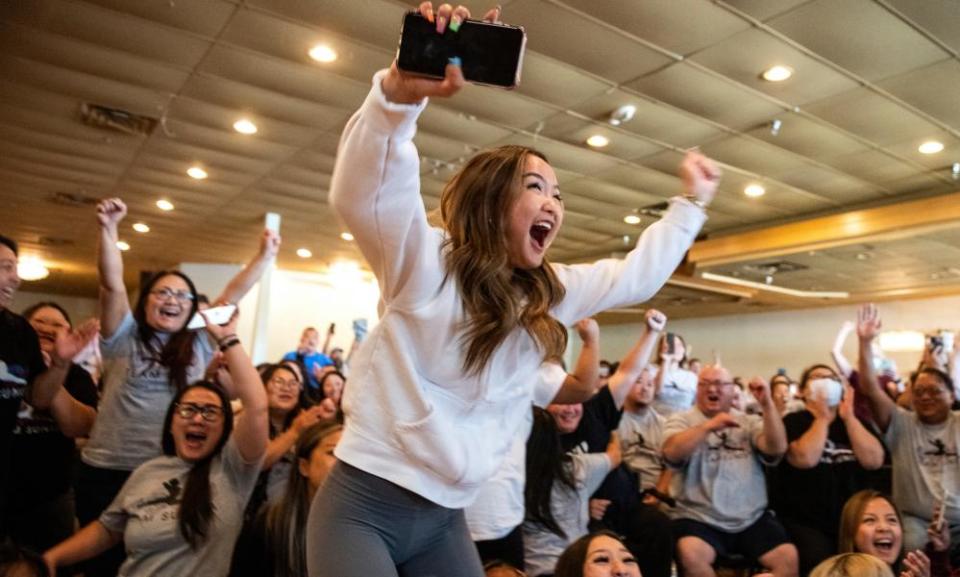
xmin=761 ymin=65 xmax=793 ymax=82
xmin=116 ymin=241 xmax=131 ymax=251
xmin=309 ymin=44 xmax=337 ymax=63
xmin=623 ymin=214 xmax=641 ymax=225
xmin=132 ymin=222 xmax=150 ymax=233
xmin=233 ymin=118 xmax=258 ymax=135
xmin=586 ymin=134 xmax=609 ymax=148
xmin=918 ymin=140 xmax=944 ymax=154
xmin=17 ymin=256 xmax=49 ymax=281
xmin=340 ymin=232 xmax=354 ymax=241
xmin=156 ymin=199 xmax=174 ymax=211
xmin=744 ymin=184 xmax=766 ymax=197
xmin=296 ymin=248 xmax=313 ymax=258
xmin=187 ymin=166 xmax=208 ymax=180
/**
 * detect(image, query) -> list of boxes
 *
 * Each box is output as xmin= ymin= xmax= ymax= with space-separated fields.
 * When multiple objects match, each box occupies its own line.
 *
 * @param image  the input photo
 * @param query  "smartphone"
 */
xmin=187 ymin=304 xmax=236 ymax=330
xmin=352 ymin=318 xmax=368 ymax=341
xmin=665 ymin=332 xmax=676 ymax=356
xmin=396 ymin=11 xmax=527 ymax=88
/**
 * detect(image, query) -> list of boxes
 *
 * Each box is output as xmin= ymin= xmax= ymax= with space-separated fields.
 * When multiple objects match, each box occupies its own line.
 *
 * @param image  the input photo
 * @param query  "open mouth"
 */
xmin=530 ymin=221 xmax=553 ymax=250
xmin=184 ymin=431 xmax=208 ymax=448
xmin=707 ymin=394 xmax=720 ymax=402
xmin=159 ymin=307 xmax=182 ymax=320
xmin=873 ymin=538 xmax=895 ymax=554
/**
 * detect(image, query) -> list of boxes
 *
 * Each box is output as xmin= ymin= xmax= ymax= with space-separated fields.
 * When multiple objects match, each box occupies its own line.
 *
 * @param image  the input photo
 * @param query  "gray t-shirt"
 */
xmin=523 ymin=452 xmax=611 ymax=577
xmin=618 ymin=407 xmax=665 ymax=491
xmin=83 ymin=313 xmax=214 ymax=470
xmin=885 ymin=408 xmax=960 ymax=524
xmin=652 ymin=367 xmax=697 ymax=416
xmin=664 ymin=407 xmax=778 ymax=531
xmin=100 ymin=437 xmax=262 ymax=577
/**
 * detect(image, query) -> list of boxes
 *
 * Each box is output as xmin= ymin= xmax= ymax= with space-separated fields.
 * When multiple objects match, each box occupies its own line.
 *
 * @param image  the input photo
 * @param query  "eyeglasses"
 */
xmin=175 ymin=402 xmax=223 ymax=422
xmin=913 ymin=386 xmax=949 ymax=399
xmin=31 ymin=318 xmax=70 ymax=331
xmin=268 ymin=376 xmax=301 ymax=391
xmin=151 ymin=288 xmax=195 ymax=303
xmin=698 ymin=379 xmax=737 ymax=389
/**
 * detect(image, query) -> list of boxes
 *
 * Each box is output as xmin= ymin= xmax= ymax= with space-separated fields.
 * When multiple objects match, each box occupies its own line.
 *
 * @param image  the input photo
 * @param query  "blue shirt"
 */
xmin=282 ymin=351 xmax=333 ymax=391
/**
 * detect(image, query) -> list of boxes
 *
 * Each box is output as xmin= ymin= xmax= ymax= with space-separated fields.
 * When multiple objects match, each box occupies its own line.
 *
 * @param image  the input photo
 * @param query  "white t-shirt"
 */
xmin=618 ymin=406 xmax=666 ymax=491
xmin=652 ymin=367 xmax=697 ymax=416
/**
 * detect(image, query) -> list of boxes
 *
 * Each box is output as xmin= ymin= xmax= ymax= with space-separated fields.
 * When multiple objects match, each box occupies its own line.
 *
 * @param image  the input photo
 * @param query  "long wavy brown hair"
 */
xmin=439 ymin=145 xmax=567 ymax=376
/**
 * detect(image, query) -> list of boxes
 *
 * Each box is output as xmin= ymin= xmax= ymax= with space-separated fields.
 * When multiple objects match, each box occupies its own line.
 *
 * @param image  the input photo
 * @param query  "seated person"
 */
xmin=282 ymin=327 xmax=333 ymax=392
xmin=662 ymin=364 xmax=798 ymax=577
xmin=857 ymin=304 xmax=960 ymax=560
xmin=810 ymin=553 xmax=894 ymax=577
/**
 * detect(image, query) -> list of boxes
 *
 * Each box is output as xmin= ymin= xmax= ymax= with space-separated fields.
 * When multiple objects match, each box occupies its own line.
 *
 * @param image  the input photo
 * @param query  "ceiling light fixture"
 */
xmin=770 ymin=119 xmax=783 ymax=136
xmin=702 ymin=272 xmax=849 ymax=299
xmin=296 ymin=248 xmax=313 ymax=258
xmin=340 ymin=232 xmax=354 ymax=241
xmin=918 ymin=141 xmax=944 ymax=154
xmin=761 ymin=65 xmax=793 ymax=82
xmin=187 ymin=166 xmax=208 ymax=180
xmin=586 ymin=134 xmax=609 ymax=148
xmin=608 ymin=104 xmax=637 ymax=126
xmin=17 ymin=256 xmax=50 ymax=281
xmin=744 ymin=184 xmax=766 ymax=197
xmin=233 ymin=118 xmax=257 ymax=135
xmin=116 ymin=241 xmax=131 ymax=251
xmin=952 ymin=162 xmax=960 ymax=180
xmin=132 ymin=223 xmax=150 ymax=233
xmin=623 ymin=214 xmax=641 ymax=225
xmin=156 ymin=199 xmax=174 ymax=211
xmin=309 ymin=44 xmax=337 ymax=63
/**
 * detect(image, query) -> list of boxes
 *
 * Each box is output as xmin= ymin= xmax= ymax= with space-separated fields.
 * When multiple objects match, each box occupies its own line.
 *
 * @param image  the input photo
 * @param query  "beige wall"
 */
xmin=581 ymin=295 xmax=960 ymax=382
xmin=11 ymin=289 xmax=98 ymax=323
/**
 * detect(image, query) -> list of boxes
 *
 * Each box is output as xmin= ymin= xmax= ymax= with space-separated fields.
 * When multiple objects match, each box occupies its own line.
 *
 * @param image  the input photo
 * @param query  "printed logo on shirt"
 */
xmin=706 ymin=431 xmax=749 ymax=462
xmin=569 ymin=441 xmax=590 ymax=456
xmin=132 ymin=477 xmax=185 ymax=523
xmin=626 ymin=431 xmax=661 ymax=461
xmin=13 ymin=401 xmax=59 ymax=436
xmin=918 ymin=437 xmax=959 ymax=468
xmin=0 ymin=360 xmax=28 ymax=399
xmin=820 ymin=439 xmax=856 ymax=465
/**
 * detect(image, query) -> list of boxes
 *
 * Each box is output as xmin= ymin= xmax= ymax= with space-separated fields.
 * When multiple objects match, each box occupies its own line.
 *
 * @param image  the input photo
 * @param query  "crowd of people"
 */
xmin=2 ymin=3 xmax=959 ymax=577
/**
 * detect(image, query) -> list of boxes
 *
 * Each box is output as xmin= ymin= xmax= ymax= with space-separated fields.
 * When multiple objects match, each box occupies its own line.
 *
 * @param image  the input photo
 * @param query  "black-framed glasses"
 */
xmin=151 ymin=288 xmax=195 ymax=303
xmin=175 ymin=402 xmax=223 ymax=422
xmin=698 ymin=379 xmax=737 ymax=389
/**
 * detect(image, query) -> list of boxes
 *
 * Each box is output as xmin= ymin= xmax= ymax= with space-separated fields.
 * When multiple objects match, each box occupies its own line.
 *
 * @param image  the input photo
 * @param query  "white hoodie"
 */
xmin=330 ymin=70 xmax=708 ymax=508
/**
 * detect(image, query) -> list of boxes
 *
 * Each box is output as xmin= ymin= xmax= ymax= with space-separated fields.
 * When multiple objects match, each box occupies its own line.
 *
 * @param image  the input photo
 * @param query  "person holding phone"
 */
xmin=76 ymin=198 xmax=279 ymax=577
xmin=305 ymin=3 xmax=720 ymax=576
xmin=653 ymin=332 xmax=698 ymax=416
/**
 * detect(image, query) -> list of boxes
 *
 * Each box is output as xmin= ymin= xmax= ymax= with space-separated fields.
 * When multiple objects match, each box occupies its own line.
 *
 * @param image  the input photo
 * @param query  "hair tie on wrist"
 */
xmin=219 ymin=338 xmax=241 ymax=352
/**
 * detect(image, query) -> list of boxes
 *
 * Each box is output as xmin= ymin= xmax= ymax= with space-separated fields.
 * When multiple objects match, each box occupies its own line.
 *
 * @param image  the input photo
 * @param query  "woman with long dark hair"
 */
xmin=554 ymin=530 xmax=641 ymax=577
xmin=305 ymin=3 xmax=719 ymax=575
xmin=76 ymin=198 xmax=278 ymax=577
xmin=44 ymin=311 xmax=269 ymax=576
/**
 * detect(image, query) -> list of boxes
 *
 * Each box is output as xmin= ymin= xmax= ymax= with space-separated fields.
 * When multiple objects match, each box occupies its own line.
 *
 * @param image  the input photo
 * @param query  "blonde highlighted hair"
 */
xmin=809 ymin=553 xmax=894 ymax=577
xmin=439 ymin=145 xmax=567 ymax=375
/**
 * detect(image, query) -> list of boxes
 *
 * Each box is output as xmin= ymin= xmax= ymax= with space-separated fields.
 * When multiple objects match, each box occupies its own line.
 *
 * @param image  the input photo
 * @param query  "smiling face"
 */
xmin=27 ymin=305 xmax=70 ymax=355
xmin=696 ymin=365 xmax=737 ymax=417
xmin=145 ymin=274 xmax=194 ymax=333
xmin=547 ymin=403 xmax=583 ymax=434
xmin=321 ymin=373 xmax=345 ymax=404
xmin=298 ymin=328 xmax=319 ymax=355
xmin=912 ymin=371 xmax=954 ymax=424
xmin=299 ymin=429 xmax=342 ymax=494
xmin=265 ymin=366 xmax=301 ymax=413
xmin=170 ymin=387 xmax=225 ymax=463
xmin=855 ymin=497 xmax=902 ymax=565
xmin=628 ymin=366 xmax=657 ymax=407
xmin=0 ymin=244 xmax=20 ymax=311
xmin=505 ymin=155 xmax=563 ymax=270
xmin=583 ymin=534 xmax=641 ymax=577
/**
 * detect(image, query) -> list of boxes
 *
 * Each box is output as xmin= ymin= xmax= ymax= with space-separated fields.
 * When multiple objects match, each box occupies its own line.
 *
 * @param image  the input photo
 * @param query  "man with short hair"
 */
xmin=283 ymin=326 xmax=334 ymax=392
xmin=0 ymin=234 xmax=94 ymax=536
xmin=662 ymin=364 xmax=797 ymax=577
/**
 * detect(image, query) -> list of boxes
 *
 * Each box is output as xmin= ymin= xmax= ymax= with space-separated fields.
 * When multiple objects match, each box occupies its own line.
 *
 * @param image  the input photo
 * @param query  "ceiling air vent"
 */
xmin=38 ymin=236 xmax=76 ymax=247
xmin=742 ymin=261 xmax=808 ymax=276
xmin=80 ymin=103 xmax=157 ymax=136
xmin=49 ymin=191 xmax=98 ymax=207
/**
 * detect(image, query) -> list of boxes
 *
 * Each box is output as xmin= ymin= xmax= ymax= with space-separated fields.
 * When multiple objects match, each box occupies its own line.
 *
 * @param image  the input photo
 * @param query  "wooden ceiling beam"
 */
xmin=688 ymin=190 xmax=960 ymax=268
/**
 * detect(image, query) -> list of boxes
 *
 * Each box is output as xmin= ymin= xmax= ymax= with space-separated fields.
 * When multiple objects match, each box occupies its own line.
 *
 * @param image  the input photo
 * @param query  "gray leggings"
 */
xmin=306 ymin=461 xmax=485 ymax=577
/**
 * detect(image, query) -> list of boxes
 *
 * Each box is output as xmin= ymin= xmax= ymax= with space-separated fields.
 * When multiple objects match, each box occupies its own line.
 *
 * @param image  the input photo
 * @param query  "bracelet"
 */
xmin=682 ymin=195 xmax=707 ymax=209
xmin=217 ymin=334 xmax=238 ymax=346
xmin=219 ymin=338 xmax=241 ymax=352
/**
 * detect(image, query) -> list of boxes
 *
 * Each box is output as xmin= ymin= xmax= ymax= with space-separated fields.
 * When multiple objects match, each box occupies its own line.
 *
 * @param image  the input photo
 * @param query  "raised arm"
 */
xmin=785 ymin=393 xmax=832 ymax=469
xmin=551 ymin=318 xmax=601 ymax=404
xmin=857 ymin=303 xmax=895 ymax=432
xmin=26 ymin=318 xmax=99 ymax=410
xmin=96 ymin=198 xmax=130 ymax=338
xmin=608 ymin=309 xmax=666 ymax=410
xmin=662 ymin=412 xmax=738 ymax=465
xmin=261 ymin=405 xmax=332 ymax=470
xmin=215 ymin=229 xmax=280 ymax=305
xmin=749 ymin=377 xmax=788 ymax=457
xmin=204 ymin=311 xmax=269 ymax=463
xmin=838 ymin=382 xmax=884 ymax=470
xmin=44 ymin=520 xmax=122 ymax=574
xmin=606 ymin=431 xmax=623 ymax=470
xmin=832 ymin=321 xmax=856 ymax=378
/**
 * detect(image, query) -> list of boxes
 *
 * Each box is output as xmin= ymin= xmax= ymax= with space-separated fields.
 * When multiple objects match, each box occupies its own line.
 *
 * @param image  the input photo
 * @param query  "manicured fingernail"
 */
xmin=448 ymin=56 xmax=462 ymax=66
xmin=436 ymin=15 xmax=446 ymax=33
xmin=426 ymin=11 xmax=435 ymax=23
xmin=449 ymin=16 xmax=461 ymax=32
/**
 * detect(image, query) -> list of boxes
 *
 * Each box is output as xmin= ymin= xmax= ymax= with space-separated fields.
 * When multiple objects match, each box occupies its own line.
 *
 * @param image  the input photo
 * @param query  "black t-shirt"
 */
xmin=768 ymin=410 xmax=879 ymax=537
xmin=560 ymin=385 xmax=621 ymax=454
xmin=0 ymin=309 xmax=48 ymax=532
xmin=10 ymin=363 xmax=98 ymax=507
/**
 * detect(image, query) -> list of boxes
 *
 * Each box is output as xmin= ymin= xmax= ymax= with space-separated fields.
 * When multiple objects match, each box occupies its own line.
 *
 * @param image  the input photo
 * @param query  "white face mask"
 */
xmin=807 ymin=378 xmax=843 ymax=408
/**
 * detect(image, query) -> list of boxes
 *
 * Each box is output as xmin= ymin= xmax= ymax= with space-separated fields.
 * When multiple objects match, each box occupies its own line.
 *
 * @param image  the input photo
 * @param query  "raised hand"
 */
xmin=837 ymin=382 xmax=856 ymax=422
xmin=680 ymin=150 xmax=721 ymax=207
xmin=857 ymin=303 xmax=882 ymax=341
xmin=575 ymin=318 xmax=599 ymax=344
xmin=589 ymin=498 xmax=611 ymax=521
xmin=202 ymin=307 xmax=239 ymax=343
xmin=748 ymin=376 xmax=771 ymax=408
xmin=645 ymin=309 xmax=667 ymax=333
xmin=292 ymin=405 xmax=330 ymax=434
xmin=52 ymin=318 xmax=99 ymax=367
xmin=96 ymin=198 xmax=127 ymax=229
xmin=900 ymin=549 xmax=930 ymax=577
xmin=258 ymin=228 xmax=281 ymax=260
xmin=704 ymin=412 xmax=739 ymax=432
